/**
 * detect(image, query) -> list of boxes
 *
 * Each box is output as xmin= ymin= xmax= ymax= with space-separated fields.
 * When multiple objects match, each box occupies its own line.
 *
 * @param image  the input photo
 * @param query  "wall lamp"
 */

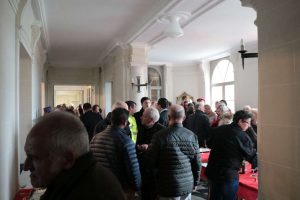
xmin=238 ymin=39 xmax=258 ymax=69
xmin=131 ymin=76 xmax=148 ymax=93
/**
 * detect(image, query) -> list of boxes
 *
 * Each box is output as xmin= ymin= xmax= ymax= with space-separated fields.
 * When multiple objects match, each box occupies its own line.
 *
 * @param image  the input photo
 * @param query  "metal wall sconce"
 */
xmin=131 ymin=76 xmax=148 ymax=93
xmin=238 ymin=39 xmax=258 ymax=69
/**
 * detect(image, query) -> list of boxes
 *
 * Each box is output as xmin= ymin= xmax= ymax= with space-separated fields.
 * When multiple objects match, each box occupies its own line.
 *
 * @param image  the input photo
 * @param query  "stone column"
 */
xmin=241 ymin=0 xmax=300 ymax=199
xmin=129 ymin=43 xmax=150 ymax=109
xmin=0 ymin=0 xmax=18 ymax=199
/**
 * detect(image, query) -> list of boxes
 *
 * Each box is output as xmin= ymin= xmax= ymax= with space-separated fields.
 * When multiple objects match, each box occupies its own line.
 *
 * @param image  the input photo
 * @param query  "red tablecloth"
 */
xmin=14 ymin=188 xmax=33 ymax=200
xmin=200 ymin=152 xmax=258 ymax=200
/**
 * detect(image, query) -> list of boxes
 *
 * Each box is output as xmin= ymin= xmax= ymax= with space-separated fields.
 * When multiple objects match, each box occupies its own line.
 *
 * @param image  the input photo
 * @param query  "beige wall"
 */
xmin=47 ymin=67 xmax=100 ymax=108
xmin=0 ymin=1 xmax=19 ymax=199
xmin=169 ymin=62 xmax=205 ymax=104
xmin=257 ymin=0 xmax=300 ymax=199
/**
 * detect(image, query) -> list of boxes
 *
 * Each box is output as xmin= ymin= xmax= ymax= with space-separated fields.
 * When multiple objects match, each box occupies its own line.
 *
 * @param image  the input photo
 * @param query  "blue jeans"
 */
xmin=208 ymin=179 xmax=239 ymax=200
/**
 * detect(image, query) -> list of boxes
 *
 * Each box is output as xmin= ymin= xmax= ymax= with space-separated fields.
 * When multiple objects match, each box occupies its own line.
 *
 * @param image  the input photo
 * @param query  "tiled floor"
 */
xmin=192 ymin=181 xmax=208 ymax=200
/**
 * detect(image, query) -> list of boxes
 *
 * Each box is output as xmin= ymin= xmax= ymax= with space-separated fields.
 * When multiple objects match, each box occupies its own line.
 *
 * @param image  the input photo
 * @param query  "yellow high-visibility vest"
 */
xmin=128 ymin=115 xmax=138 ymax=143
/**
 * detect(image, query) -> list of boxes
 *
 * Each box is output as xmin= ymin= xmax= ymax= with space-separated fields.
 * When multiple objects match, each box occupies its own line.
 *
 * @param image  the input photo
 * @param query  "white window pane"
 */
xmin=225 ymin=84 xmax=235 ymax=112
xmin=212 ymin=86 xmax=222 ymax=110
xmin=226 ymin=100 xmax=235 ymax=113
xmin=225 ymin=84 xmax=234 ymax=100
xmin=224 ymin=62 xmax=234 ymax=82
xmin=212 ymin=60 xmax=234 ymax=84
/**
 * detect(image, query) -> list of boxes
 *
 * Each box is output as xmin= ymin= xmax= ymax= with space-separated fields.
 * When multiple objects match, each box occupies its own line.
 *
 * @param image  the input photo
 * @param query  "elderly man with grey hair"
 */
xmin=146 ymin=104 xmax=201 ymax=200
xmin=136 ymin=107 xmax=165 ymax=200
xmin=24 ymin=112 xmax=125 ymax=200
xmin=186 ymin=101 xmax=210 ymax=147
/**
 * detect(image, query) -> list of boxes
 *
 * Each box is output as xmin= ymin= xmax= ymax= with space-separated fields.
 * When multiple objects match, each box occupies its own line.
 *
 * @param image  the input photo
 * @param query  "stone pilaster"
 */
xmin=129 ymin=43 xmax=150 ymax=109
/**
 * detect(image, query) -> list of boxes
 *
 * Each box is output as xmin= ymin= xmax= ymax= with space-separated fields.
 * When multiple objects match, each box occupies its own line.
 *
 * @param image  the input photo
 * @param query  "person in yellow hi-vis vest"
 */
xmin=126 ymin=101 xmax=138 ymax=143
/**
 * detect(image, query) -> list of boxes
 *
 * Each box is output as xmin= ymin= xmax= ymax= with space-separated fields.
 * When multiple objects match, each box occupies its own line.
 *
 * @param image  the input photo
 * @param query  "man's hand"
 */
xmin=137 ymin=144 xmax=148 ymax=151
xmin=193 ymin=186 xmax=197 ymax=192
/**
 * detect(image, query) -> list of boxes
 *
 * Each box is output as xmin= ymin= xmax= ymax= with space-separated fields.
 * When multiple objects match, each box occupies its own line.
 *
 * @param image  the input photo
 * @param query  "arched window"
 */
xmin=148 ymin=68 xmax=162 ymax=101
xmin=211 ymin=59 xmax=235 ymax=111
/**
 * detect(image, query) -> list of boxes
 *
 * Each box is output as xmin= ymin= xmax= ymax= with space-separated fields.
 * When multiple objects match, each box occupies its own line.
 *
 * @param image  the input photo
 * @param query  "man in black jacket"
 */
xmin=24 ymin=112 xmax=125 ymax=200
xmin=156 ymin=97 xmax=169 ymax=127
xmin=81 ymin=103 xmax=103 ymax=141
xmin=205 ymin=110 xmax=257 ymax=200
xmin=136 ymin=107 xmax=165 ymax=200
xmin=134 ymin=97 xmax=151 ymax=133
xmin=146 ymin=104 xmax=201 ymax=199
xmin=186 ymin=102 xmax=210 ymax=147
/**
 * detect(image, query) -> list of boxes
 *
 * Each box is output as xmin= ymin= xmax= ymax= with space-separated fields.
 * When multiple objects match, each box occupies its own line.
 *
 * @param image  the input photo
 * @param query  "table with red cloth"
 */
xmin=200 ymin=151 xmax=258 ymax=200
xmin=15 ymin=188 xmax=45 ymax=200
xmin=14 ymin=188 xmax=34 ymax=200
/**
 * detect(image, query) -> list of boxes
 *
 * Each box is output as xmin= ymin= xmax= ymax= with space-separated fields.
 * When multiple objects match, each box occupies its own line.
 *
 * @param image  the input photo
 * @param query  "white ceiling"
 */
xmin=40 ymin=0 xmax=257 ymax=68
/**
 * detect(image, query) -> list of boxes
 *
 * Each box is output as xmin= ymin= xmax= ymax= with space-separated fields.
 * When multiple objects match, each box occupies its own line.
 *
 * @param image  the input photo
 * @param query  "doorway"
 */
xmin=53 ymin=85 xmax=94 ymax=109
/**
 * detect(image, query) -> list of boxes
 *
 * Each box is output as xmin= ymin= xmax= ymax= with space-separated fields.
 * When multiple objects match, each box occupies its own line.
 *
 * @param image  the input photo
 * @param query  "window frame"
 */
xmin=210 ymin=59 xmax=235 ymax=111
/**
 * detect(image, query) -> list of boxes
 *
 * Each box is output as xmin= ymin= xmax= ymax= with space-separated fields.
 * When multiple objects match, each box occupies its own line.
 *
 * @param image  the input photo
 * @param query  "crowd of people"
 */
xmin=25 ymin=97 xmax=258 ymax=200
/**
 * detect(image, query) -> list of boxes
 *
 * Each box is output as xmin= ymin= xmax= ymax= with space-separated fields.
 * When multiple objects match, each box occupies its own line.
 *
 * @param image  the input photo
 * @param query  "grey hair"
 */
xmin=169 ymin=104 xmax=185 ymax=120
xmin=144 ymin=107 xmax=160 ymax=122
xmin=30 ymin=112 xmax=89 ymax=159
xmin=195 ymin=102 xmax=205 ymax=110
xmin=112 ymin=101 xmax=128 ymax=110
xmin=217 ymin=104 xmax=230 ymax=114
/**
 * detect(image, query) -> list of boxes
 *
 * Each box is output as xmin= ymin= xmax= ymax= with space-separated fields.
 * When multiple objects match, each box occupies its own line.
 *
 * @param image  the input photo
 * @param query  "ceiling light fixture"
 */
xmin=158 ymin=11 xmax=191 ymax=38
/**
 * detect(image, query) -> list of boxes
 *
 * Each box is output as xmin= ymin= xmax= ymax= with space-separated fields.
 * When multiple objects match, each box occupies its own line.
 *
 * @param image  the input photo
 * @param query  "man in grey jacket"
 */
xmin=146 ymin=104 xmax=201 ymax=200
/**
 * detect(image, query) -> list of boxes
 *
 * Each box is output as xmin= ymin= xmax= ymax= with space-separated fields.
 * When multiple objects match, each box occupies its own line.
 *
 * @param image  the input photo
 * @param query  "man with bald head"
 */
xmin=24 ymin=112 xmax=125 ymax=200
xmin=146 ymin=104 xmax=201 ymax=200
xmin=93 ymin=100 xmax=129 ymax=135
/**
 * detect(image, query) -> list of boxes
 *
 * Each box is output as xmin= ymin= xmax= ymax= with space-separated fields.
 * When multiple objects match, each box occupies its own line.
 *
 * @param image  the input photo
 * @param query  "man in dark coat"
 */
xmin=186 ymin=102 xmax=210 ymax=147
xmin=81 ymin=103 xmax=103 ymax=141
xmin=205 ymin=110 xmax=257 ymax=200
xmin=24 ymin=112 xmax=125 ymax=200
xmin=134 ymin=97 xmax=151 ymax=133
xmin=146 ymin=104 xmax=201 ymax=199
xmin=156 ymin=97 xmax=169 ymax=127
xmin=136 ymin=107 xmax=165 ymax=200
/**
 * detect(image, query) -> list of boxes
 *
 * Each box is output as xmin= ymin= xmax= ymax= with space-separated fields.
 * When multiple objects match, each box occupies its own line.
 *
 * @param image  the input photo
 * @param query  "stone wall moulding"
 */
xmin=19 ymin=26 xmax=33 ymax=58
xmin=8 ymin=0 xmax=19 ymax=14
xmin=240 ymin=0 xmax=257 ymax=11
xmin=31 ymin=21 xmax=42 ymax=52
xmin=240 ymin=0 xmax=257 ymax=25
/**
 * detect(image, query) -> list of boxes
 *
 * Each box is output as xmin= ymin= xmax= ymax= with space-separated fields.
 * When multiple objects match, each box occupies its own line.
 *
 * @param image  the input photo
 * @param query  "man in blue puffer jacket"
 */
xmin=90 ymin=107 xmax=141 ymax=200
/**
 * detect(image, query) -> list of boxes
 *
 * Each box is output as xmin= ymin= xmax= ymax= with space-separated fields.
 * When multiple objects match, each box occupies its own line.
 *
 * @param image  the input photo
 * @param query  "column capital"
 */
xmin=240 ymin=0 xmax=257 ymax=12
xmin=31 ymin=20 xmax=42 ymax=54
xmin=129 ymin=42 xmax=150 ymax=67
xmin=240 ymin=0 xmax=257 ymax=25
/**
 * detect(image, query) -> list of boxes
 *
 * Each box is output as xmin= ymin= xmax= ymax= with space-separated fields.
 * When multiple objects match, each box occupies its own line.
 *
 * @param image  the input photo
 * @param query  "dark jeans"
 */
xmin=208 ymin=179 xmax=239 ymax=200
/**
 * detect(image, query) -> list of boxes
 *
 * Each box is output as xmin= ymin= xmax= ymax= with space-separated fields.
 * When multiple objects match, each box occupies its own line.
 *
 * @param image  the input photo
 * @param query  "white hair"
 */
xmin=144 ymin=107 xmax=160 ymax=122
xmin=243 ymin=105 xmax=252 ymax=112
xmin=112 ymin=101 xmax=128 ymax=110
xmin=195 ymin=102 xmax=205 ymax=110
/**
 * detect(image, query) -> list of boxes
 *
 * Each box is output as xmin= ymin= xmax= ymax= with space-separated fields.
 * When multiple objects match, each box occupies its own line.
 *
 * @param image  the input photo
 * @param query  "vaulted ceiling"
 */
xmin=38 ymin=0 xmax=257 ymax=68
